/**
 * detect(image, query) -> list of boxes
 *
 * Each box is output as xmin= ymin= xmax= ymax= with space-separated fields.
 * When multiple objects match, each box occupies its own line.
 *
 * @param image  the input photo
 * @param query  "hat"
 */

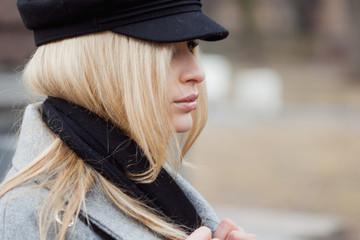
xmin=17 ymin=0 xmax=229 ymax=46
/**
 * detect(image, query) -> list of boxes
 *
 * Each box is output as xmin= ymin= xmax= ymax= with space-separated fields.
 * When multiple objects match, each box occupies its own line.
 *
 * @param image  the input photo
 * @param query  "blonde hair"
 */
xmin=0 ymin=31 xmax=207 ymax=239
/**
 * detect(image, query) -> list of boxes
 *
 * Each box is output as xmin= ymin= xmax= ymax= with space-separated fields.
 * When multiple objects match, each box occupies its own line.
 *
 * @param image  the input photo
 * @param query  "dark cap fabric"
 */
xmin=17 ymin=0 xmax=229 ymax=46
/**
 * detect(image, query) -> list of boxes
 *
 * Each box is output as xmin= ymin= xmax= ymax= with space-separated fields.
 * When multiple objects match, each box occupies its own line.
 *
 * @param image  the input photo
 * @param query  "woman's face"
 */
xmin=167 ymin=41 xmax=205 ymax=133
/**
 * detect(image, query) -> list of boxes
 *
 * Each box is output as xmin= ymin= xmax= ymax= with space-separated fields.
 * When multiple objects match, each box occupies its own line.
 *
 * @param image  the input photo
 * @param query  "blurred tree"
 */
xmin=236 ymin=0 xmax=257 ymax=36
xmin=233 ymin=0 xmax=264 ymax=61
xmin=347 ymin=0 xmax=360 ymax=78
xmin=289 ymin=0 xmax=323 ymax=36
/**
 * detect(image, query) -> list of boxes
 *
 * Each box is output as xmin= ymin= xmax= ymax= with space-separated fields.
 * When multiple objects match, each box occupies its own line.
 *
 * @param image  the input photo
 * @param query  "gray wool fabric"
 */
xmin=0 ymin=103 xmax=219 ymax=240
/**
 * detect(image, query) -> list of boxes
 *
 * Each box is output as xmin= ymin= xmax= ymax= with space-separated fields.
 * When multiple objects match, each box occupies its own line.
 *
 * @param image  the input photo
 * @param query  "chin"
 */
xmin=173 ymin=115 xmax=193 ymax=133
xmin=175 ymin=126 xmax=192 ymax=133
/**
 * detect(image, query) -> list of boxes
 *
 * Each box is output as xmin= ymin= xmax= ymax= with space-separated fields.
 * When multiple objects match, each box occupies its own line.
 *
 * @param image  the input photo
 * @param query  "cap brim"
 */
xmin=111 ymin=11 xmax=229 ymax=43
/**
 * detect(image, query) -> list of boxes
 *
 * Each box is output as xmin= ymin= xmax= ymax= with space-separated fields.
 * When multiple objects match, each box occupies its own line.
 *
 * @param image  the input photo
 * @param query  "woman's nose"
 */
xmin=180 ymin=54 xmax=205 ymax=85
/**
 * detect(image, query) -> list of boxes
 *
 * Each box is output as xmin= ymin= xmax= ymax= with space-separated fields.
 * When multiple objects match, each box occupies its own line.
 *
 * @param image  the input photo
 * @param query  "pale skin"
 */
xmin=167 ymin=41 xmax=204 ymax=133
xmin=187 ymin=219 xmax=258 ymax=240
xmin=167 ymin=43 xmax=258 ymax=239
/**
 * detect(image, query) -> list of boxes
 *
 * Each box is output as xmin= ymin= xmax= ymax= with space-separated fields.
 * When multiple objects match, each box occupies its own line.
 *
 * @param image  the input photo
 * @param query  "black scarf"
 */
xmin=41 ymin=97 xmax=201 ymax=233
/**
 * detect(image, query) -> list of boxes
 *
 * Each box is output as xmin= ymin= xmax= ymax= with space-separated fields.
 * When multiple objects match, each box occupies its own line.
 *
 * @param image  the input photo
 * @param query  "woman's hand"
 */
xmin=187 ymin=219 xmax=258 ymax=240
xmin=213 ymin=219 xmax=257 ymax=240
xmin=187 ymin=226 xmax=213 ymax=240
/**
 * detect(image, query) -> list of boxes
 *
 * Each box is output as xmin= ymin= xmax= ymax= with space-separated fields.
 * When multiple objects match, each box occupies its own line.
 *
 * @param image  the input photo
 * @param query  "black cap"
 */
xmin=17 ymin=0 xmax=229 ymax=46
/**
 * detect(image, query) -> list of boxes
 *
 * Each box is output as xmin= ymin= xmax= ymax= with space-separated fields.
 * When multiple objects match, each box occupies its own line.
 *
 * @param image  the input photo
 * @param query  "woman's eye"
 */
xmin=187 ymin=40 xmax=199 ymax=53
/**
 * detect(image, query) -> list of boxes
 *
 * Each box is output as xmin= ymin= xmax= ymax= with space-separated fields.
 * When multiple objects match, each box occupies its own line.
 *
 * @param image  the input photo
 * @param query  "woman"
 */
xmin=0 ymin=0 xmax=258 ymax=240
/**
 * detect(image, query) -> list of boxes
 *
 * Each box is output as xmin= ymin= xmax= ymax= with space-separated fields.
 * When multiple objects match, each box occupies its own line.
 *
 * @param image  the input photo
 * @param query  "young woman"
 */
xmin=0 ymin=0 xmax=258 ymax=240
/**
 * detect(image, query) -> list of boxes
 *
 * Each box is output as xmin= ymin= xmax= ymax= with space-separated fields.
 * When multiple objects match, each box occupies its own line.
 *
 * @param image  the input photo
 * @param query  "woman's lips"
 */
xmin=174 ymin=93 xmax=199 ymax=111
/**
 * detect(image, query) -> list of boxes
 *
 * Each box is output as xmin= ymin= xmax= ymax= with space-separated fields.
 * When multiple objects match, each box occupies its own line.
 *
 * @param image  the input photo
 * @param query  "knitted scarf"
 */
xmin=41 ymin=97 xmax=201 ymax=233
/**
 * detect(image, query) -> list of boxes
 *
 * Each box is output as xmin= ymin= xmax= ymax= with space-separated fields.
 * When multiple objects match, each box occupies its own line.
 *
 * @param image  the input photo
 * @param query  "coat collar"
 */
xmin=11 ymin=103 xmax=219 ymax=239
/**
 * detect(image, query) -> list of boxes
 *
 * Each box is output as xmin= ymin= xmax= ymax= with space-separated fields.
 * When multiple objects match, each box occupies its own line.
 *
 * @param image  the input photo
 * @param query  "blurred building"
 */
xmin=0 ymin=0 xmax=32 ymax=181
xmin=202 ymin=0 xmax=358 ymax=67
xmin=0 ymin=0 xmax=35 ymax=69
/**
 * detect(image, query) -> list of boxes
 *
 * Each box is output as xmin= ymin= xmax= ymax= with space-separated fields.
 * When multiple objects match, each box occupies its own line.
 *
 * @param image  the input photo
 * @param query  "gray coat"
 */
xmin=0 ymin=103 xmax=219 ymax=240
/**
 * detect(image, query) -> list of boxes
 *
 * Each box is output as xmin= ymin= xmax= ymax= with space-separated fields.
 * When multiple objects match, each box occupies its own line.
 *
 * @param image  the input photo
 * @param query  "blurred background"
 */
xmin=0 ymin=0 xmax=359 ymax=239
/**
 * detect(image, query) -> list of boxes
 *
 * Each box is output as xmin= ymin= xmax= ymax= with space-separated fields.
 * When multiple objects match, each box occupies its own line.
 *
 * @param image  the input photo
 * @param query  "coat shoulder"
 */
xmin=0 ymin=181 xmax=102 ymax=240
xmin=0 ymin=183 xmax=43 ymax=240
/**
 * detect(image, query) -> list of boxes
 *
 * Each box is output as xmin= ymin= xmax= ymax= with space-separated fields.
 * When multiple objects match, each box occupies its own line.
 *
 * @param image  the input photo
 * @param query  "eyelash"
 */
xmin=187 ymin=40 xmax=199 ymax=53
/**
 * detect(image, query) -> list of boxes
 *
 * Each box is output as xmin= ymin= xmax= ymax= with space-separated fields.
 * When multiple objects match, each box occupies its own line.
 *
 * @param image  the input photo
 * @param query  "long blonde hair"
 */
xmin=0 ymin=31 xmax=207 ymax=239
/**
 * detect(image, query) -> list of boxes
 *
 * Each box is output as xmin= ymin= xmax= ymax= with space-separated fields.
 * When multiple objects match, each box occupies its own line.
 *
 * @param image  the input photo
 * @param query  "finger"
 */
xmin=187 ymin=226 xmax=212 ymax=240
xmin=226 ymin=231 xmax=256 ymax=240
xmin=213 ymin=219 xmax=243 ymax=239
xmin=247 ymin=233 xmax=258 ymax=240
